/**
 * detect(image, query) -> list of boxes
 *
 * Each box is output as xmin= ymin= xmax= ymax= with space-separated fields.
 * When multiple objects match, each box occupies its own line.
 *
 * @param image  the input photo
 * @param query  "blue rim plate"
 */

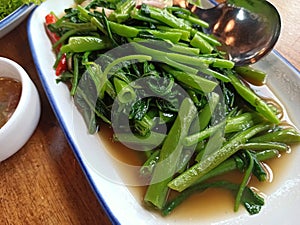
xmin=27 ymin=0 xmax=300 ymax=224
xmin=0 ymin=4 xmax=35 ymax=38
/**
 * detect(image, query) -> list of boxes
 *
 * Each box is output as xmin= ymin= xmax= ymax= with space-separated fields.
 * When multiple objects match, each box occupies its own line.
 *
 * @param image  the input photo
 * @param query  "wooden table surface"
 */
xmin=0 ymin=1 xmax=299 ymax=224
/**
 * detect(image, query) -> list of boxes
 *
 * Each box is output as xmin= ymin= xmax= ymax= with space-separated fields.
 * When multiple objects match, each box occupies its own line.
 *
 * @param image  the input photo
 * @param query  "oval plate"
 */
xmin=27 ymin=0 xmax=300 ymax=224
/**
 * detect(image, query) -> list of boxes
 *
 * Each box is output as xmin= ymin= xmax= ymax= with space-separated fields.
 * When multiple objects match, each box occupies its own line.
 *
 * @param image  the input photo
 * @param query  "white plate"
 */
xmin=0 ymin=4 xmax=35 ymax=39
xmin=27 ymin=0 xmax=300 ymax=224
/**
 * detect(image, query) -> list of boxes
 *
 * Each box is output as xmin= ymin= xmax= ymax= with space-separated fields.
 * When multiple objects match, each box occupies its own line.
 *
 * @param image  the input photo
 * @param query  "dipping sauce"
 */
xmin=0 ymin=77 xmax=22 ymax=128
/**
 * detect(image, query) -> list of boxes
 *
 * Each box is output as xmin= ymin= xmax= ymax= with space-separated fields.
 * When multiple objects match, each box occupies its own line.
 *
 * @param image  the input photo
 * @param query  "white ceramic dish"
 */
xmin=27 ymin=0 xmax=300 ymax=224
xmin=0 ymin=4 xmax=36 ymax=39
xmin=0 ymin=57 xmax=41 ymax=161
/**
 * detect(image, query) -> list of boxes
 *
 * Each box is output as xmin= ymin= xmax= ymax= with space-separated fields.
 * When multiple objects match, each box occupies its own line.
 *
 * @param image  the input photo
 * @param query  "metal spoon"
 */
xmin=187 ymin=0 xmax=281 ymax=66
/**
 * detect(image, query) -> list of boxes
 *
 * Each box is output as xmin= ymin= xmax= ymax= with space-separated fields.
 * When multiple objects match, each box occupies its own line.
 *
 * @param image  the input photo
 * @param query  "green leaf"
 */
xmin=241 ymin=186 xmax=265 ymax=215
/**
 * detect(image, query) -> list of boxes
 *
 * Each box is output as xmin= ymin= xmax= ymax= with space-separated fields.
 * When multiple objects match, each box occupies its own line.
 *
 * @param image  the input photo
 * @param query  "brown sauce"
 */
xmin=98 ymin=83 xmax=298 ymax=220
xmin=0 ymin=77 xmax=22 ymax=128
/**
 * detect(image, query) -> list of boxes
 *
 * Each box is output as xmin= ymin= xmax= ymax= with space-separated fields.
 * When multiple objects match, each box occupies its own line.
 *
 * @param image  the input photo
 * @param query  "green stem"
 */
xmin=162 ymin=180 xmax=263 ymax=216
xmin=109 ymin=0 xmax=136 ymax=23
xmin=190 ymin=33 xmax=213 ymax=54
xmin=184 ymin=112 xmax=261 ymax=146
xmin=52 ymin=24 xmax=97 ymax=49
xmin=146 ymin=5 xmax=188 ymax=29
xmin=103 ymin=54 xmax=152 ymax=78
xmin=234 ymin=150 xmax=253 ymax=211
xmin=130 ymin=8 xmax=160 ymax=24
xmin=168 ymin=124 xmax=270 ymax=192
xmin=234 ymin=65 xmax=266 ymax=85
xmin=70 ymin=54 xmax=79 ymax=95
xmin=161 ymin=149 xmax=277 ymax=216
xmin=249 ymin=127 xmax=300 ymax=143
xmin=162 ymin=65 xmax=218 ymax=93
xmin=144 ymin=98 xmax=197 ymax=209
xmin=61 ymin=36 xmax=112 ymax=53
xmin=108 ymin=21 xmax=140 ymax=38
xmin=191 ymin=92 xmax=220 ymax=132
xmin=240 ymin=142 xmax=288 ymax=152
xmin=199 ymin=67 xmax=230 ymax=82
xmin=227 ymin=72 xmax=280 ymax=124
xmin=113 ymin=131 xmax=166 ymax=147
xmin=140 ymin=150 xmax=160 ymax=177
xmin=197 ymin=31 xmax=222 ymax=47
xmin=156 ymin=26 xmax=191 ymax=42
xmin=113 ymin=77 xmax=136 ymax=104
xmin=183 ymin=122 xmax=225 ymax=146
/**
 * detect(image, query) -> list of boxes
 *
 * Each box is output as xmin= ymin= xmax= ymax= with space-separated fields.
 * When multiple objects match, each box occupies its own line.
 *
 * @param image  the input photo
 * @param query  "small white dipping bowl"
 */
xmin=0 ymin=57 xmax=41 ymax=162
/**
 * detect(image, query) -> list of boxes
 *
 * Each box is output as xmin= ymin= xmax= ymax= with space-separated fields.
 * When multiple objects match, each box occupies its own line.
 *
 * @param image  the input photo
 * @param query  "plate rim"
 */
xmin=0 ymin=4 xmax=36 ymax=38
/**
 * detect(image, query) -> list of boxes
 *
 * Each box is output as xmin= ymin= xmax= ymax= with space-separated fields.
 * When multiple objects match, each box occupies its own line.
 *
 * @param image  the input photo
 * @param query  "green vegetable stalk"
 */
xmin=60 ymin=36 xmax=113 ymax=53
xmin=169 ymin=124 xmax=270 ymax=192
xmin=144 ymin=98 xmax=198 ymax=209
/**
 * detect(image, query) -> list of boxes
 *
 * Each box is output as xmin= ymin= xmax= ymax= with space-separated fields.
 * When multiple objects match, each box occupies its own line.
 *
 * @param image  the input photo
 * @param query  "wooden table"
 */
xmin=0 ymin=1 xmax=299 ymax=224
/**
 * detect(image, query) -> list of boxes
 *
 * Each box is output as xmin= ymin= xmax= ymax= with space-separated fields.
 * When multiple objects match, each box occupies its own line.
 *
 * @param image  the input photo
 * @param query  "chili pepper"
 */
xmin=45 ymin=13 xmax=57 ymax=25
xmin=55 ymin=54 xmax=67 ymax=76
xmin=45 ymin=14 xmax=61 ymax=51
xmin=45 ymin=13 xmax=67 ymax=76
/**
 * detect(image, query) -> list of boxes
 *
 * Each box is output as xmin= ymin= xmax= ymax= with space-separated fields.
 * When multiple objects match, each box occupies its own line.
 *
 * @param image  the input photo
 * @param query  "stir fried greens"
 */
xmin=45 ymin=0 xmax=300 ymax=217
xmin=0 ymin=0 xmax=44 ymax=21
